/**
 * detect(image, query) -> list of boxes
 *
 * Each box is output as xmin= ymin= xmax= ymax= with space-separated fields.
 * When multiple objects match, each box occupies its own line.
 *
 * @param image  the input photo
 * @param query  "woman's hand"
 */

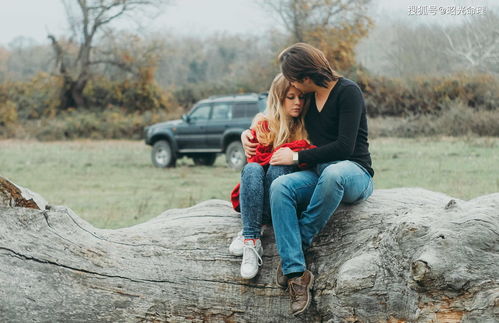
xmin=241 ymin=129 xmax=257 ymax=158
xmin=270 ymin=147 xmax=294 ymax=165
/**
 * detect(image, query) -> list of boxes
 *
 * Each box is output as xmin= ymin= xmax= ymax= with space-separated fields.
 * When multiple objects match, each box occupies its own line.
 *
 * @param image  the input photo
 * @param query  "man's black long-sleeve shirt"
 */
xmin=298 ymin=77 xmax=374 ymax=177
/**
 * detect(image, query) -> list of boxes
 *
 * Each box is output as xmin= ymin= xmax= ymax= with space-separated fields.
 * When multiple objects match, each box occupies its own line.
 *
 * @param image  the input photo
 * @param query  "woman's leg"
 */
xmin=240 ymin=163 xmax=266 ymax=239
xmin=239 ymin=163 xmax=268 ymax=279
xmin=262 ymin=165 xmax=298 ymax=224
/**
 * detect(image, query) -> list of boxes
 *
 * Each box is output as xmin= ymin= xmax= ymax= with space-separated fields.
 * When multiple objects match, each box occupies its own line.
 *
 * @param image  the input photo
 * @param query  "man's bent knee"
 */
xmin=270 ymin=175 xmax=289 ymax=195
xmin=320 ymin=164 xmax=345 ymax=186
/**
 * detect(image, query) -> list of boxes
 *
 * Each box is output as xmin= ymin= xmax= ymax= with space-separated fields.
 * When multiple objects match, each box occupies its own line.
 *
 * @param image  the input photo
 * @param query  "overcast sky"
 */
xmin=0 ymin=0 xmax=496 ymax=47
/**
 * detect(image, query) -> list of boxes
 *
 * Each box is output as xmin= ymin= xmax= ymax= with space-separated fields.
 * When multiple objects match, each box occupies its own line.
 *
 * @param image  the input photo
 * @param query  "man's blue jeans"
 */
xmin=270 ymin=160 xmax=374 ymax=275
xmin=240 ymin=163 xmax=297 ymax=239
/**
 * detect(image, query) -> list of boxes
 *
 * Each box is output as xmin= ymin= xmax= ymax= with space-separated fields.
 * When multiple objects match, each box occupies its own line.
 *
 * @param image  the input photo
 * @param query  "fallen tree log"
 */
xmin=0 ymin=176 xmax=497 ymax=322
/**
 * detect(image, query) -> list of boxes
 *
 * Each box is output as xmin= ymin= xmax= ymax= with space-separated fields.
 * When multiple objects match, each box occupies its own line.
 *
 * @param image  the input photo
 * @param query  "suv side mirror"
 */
xmin=182 ymin=114 xmax=190 ymax=123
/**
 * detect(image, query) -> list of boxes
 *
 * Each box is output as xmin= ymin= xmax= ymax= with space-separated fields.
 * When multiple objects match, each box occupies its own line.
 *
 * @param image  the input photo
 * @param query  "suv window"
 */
xmin=232 ymin=102 xmax=259 ymax=119
xmin=212 ymin=103 xmax=231 ymax=120
xmin=189 ymin=104 xmax=211 ymax=121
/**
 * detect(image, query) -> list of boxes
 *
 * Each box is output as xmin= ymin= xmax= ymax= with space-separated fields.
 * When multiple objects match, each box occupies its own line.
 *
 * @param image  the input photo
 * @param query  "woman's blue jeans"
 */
xmin=240 ymin=163 xmax=297 ymax=239
xmin=270 ymin=160 xmax=374 ymax=275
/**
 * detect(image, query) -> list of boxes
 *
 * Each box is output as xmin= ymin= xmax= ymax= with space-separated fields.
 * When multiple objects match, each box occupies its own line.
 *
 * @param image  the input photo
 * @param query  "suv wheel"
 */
xmin=226 ymin=141 xmax=246 ymax=171
xmin=193 ymin=154 xmax=217 ymax=166
xmin=152 ymin=140 xmax=176 ymax=168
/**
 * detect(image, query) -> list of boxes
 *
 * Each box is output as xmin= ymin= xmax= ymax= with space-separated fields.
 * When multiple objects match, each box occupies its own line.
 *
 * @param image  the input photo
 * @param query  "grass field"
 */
xmin=1 ymin=137 xmax=498 ymax=229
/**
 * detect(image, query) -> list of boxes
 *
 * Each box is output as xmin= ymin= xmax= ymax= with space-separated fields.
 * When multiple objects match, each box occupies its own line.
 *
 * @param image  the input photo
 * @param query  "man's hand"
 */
xmin=241 ymin=129 xmax=257 ymax=158
xmin=270 ymin=147 xmax=294 ymax=165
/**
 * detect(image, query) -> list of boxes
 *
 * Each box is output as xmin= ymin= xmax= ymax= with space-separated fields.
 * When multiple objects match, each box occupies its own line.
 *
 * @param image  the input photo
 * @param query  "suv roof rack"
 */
xmin=208 ymin=93 xmax=259 ymax=100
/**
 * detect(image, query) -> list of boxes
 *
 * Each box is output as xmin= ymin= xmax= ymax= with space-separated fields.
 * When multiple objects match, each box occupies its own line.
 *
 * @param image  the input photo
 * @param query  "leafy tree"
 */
xmin=261 ymin=0 xmax=372 ymax=70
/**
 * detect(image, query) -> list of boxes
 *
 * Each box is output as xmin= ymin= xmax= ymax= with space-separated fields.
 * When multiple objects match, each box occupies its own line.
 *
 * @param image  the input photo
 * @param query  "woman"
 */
xmin=229 ymin=73 xmax=315 ymax=279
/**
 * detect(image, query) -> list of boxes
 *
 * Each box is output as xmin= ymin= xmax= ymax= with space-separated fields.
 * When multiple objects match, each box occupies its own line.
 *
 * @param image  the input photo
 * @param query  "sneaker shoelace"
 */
xmin=242 ymin=243 xmax=263 ymax=266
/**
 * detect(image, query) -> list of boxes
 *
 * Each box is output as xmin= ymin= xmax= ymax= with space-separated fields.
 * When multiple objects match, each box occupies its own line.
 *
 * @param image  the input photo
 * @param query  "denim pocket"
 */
xmin=352 ymin=161 xmax=372 ymax=178
xmin=359 ymin=178 xmax=374 ymax=201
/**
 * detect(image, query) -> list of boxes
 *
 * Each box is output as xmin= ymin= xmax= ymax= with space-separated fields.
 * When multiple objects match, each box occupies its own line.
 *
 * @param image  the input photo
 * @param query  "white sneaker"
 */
xmin=240 ymin=239 xmax=263 ymax=279
xmin=229 ymin=230 xmax=244 ymax=256
xmin=229 ymin=228 xmax=266 ymax=256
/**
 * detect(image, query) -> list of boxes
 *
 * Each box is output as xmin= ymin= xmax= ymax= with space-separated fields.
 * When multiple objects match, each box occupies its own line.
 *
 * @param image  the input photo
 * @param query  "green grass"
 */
xmin=370 ymin=137 xmax=499 ymax=198
xmin=1 ymin=138 xmax=498 ymax=229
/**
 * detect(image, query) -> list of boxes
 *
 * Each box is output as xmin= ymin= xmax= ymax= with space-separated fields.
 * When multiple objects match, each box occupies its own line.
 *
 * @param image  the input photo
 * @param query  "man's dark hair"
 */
xmin=278 ymin=43 xmax=341 ymax=88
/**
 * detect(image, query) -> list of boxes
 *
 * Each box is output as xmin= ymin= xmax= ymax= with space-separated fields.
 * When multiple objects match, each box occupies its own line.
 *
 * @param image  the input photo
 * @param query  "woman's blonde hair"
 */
xmin=252 ymin=73 xmax=309 ymax=147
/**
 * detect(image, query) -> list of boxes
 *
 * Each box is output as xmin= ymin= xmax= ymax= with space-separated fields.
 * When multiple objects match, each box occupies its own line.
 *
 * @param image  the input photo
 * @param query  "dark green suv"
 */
xmin=144 ymin=93 xmax=267 ymax=170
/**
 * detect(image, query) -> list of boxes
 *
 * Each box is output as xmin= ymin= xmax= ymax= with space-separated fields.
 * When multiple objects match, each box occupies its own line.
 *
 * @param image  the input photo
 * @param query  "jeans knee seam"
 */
xmin=293 ymin=184 xmax=317 ymax=192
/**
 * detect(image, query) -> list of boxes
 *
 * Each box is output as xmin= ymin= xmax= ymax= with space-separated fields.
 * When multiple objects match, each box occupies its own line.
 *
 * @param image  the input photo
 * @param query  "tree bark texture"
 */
xmin=0 ymin=177 xmax=497 ymax=322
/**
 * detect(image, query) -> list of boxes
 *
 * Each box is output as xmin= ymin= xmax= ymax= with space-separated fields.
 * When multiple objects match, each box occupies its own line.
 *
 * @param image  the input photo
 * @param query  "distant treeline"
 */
xmin=0 ymin=9 xmax=498 ymax=139
xmin=1 ymin=68 xmax=497 ymax=140
xmin=1 ymin=68 xmax=497 ymax=120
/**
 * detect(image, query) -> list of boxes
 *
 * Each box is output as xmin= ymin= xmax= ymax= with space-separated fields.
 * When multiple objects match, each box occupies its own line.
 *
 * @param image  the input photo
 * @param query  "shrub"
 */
xmin=0 ymin=100 xmax=18 ymax=126
xmin=369 ymin=101 xmax=499 ymax=137
xmin=0 ymin=100 xmax=18 ymax=138
xmin=0 ymin=72 xmax=60 ymax=120
xmin=13 ymin=107 xmax=182 ymax=141
xmin=350 ymin=70 xmax=499 ymax=117
xmin=83 ymin=77 xmax=177 ymax=113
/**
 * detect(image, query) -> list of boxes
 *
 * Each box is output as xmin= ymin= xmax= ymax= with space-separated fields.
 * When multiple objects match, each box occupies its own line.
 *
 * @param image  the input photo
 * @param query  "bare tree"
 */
xmin=94 ymin=30 xmax=166 ymax=82
xmin=357 ymin=11 xmax=499 ymax=78
xmin=48 ymin=0 xmax=166 ymax=110
xmin=0 ymin=46 xmax=10 ymax=83
xmin=377 ymin=22 xmax=449 ymax=78
xmin=0 ymin=38 xmax=53 ymax=82
xmin=440 ymin=12 xmax=499 ymax=75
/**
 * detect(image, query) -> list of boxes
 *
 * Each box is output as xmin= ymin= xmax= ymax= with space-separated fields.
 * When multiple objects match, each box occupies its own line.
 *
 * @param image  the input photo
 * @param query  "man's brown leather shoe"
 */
xmin=276 ymin=262 xmax=288 ymax=288
xmin=287 ymin=270 xmax=314 ymax=316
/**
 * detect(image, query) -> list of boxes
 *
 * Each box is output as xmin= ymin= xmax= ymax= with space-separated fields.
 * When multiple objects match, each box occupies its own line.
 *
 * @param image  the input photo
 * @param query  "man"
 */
xmin=242 ymin=43 xmax=374 ymax=316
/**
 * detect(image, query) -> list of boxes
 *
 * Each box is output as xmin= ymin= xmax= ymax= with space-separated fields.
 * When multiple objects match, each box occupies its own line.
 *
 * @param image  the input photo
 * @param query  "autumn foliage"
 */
xmin=306 ymin=18 xmax=373 ymax=71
